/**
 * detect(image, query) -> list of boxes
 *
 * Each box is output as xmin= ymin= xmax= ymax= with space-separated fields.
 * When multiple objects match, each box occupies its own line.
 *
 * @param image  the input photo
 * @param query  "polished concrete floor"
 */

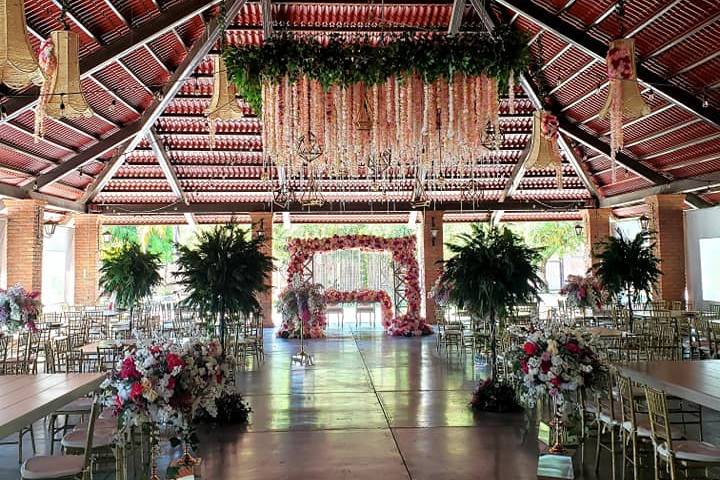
xmin=2 ymin=327 xmax=719 ymax=479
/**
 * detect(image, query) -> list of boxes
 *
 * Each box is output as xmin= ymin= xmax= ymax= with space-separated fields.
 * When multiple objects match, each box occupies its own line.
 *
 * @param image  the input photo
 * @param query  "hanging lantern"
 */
xmin=0 ymin=0 xmax=44 ymax=89
xmin=35 ymin=30 xmax=93 ymax=138
xmin=205 ymin=54 xmax=244 ymax=148
xmin=523 ymin=111 xmax=564 ymax=189
xmin=598 ymin=38 xmax=649 ymax=182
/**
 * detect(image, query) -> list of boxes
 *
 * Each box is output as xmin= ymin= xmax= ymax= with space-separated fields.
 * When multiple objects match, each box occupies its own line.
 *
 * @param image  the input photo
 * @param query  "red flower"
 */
xmin=114 ymin=394 xmax=124 ymax=411
xmin=520 ymin=359 xmax=529 ymax=374
xmin=523 ymin=342 xmax=538 ymax=355
xmin=166 ymin=353 xmax=184 ymax=373
xmin=120 ymin=357 xmax=140 ymax=380
xmin=540 ymin=360 xmax=551 ymax=374
xmin=166 ymin=376 xmax=176 ymax=390
xmin=129 ymin=382 xmax=143 ymax=401
xmin=565 ymin=342 xmax=580 ymax=354
xmin=550 ymin=376 xmax=561 ymax=387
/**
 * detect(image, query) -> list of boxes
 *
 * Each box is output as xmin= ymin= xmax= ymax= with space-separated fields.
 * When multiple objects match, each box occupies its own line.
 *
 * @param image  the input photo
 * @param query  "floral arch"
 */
xmin=285 ymin=235 xmax=432 ymax=337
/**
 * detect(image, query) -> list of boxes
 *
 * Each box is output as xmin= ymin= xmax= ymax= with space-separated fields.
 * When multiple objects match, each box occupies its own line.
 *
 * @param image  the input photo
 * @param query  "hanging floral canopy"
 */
xmin=223 ymin=27 xmax=529 ymax=181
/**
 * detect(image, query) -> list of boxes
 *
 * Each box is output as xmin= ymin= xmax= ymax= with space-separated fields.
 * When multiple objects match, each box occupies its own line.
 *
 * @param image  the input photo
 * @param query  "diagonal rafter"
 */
xmin=71 ymin=0 xmax=249 ymax=203
xmin=491 ymin=0 xmax=720 ymax=129
xmin=448 ymin=0 xmax=465 ymax=35
xmin=1 ymin=0 xmax=227 ymax=123
xmin=147 ymin=128 xmax=188 ymax=204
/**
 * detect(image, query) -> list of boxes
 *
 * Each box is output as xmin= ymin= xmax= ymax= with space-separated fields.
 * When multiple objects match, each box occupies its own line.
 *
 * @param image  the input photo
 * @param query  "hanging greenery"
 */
xmin=223 ymin=26 xmax=529 ymax=112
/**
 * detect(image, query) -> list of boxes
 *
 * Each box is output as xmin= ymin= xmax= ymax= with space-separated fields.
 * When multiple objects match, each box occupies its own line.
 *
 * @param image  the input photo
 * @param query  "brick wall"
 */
xmin=582 ymin=208 xmax=612 ymax=270
xmin=74 ymin=214 xmax=102 ymax=306
xmin=250 ymin=213 xmax=274 ymax=327
xmin=420 ymin=211 xmax=444 ymax=323
xmin=645 ymin=194 xmax=686 ymax=302
xmin=5 ymin=199 xmax=45 ymax=294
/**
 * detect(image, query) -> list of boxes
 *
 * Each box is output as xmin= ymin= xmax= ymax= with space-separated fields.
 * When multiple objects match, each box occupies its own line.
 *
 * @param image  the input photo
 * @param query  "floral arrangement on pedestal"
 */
xmin=324 ymin=288 xmax=395 ymax=329
xmin=102 ymin=338 xmax=234 ymax=438
xmin=277 ymin=280 xmax=327 ymax=339
xmin=286 ymin=235 xmax=431 ymax=336
xmin=0 ymin=284 xmax=41 ymax=333
xmin=508 ymin=327 xmax=604 ymax=408
xmin=560 ymin=275 xmax=607 ymax=310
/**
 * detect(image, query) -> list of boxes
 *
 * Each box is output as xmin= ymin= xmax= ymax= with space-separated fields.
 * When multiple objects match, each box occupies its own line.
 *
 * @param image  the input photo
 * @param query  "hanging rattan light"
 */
xmin=523 ymin=111 xmax=564 ymax=189
xmin=205 ymin=54 xmax=244 ymax=148
xmin=598 ymin=38 xmax=649 ymax=182
xmin=0 ymin=0 xmax=44 ymax=90
xmin=35 ymin=30 xmax=93 ymax=137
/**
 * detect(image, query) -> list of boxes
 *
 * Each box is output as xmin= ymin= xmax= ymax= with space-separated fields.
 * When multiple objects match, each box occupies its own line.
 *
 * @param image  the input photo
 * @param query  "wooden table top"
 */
xmin=79 ymin=339 xmax=136 ymax=355
xmin=586 ymin=327 xmax=631 ymax=338
xmin=0 ymin=373 xmax=104 ymax=439
xmin=618 ymin=360 xmax=720 ymax=410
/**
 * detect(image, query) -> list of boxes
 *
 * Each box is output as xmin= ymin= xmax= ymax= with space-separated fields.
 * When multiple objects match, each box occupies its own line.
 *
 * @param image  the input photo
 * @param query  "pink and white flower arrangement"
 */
xmin=285 ymin=235 xmax=431 ymax=336
xmin=509 ymin=327 xmax=604 ymax=407
xmin=277 ymin=280 xmax=327 ymax=339
xmin=101 ymin=339 xmax=232 ymax=432
xmin=0 ymin=284 xmax=41 ymax=333
xmin=325 ymin=289 xmax=394 ymax=328
xmin=560 ymin=275 xmax=607 ymax=310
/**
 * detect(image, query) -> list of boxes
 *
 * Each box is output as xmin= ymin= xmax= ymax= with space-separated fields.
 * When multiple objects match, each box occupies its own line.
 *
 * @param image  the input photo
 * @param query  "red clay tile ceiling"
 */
xmin=0 ymin=0 xmax=717 ymax=222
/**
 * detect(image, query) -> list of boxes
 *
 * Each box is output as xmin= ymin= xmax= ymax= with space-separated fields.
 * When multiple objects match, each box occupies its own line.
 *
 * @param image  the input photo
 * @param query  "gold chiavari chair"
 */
xmin=594 ymin=370 xmax=621 ymax=480
xmin=645 ymin=386 xmax=720 ymax=480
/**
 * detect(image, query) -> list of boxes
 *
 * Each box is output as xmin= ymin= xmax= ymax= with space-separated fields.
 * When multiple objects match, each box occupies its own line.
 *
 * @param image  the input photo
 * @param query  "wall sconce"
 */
xmin=255 ymin=218 xmax=265 ymax=240
xmin=639 ymin=214 xmax=650 ymax=232
xmin=43 ymin=221 xmax=58 ymax=237
xmin=102 ymin=230 xmax=112 ymax=243
xmin=574 ymin=223 xmax=583 ymax=237
xmin=430 ymin=228 xmax=438 ymax=246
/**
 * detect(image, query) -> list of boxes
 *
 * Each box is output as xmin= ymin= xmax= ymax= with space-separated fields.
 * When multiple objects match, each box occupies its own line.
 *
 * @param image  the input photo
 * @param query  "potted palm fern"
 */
xmin=438 ymin=224 xmax=543 ymax=411
xmin=174 ymin=224 xmax=274 ymax=348
xmin=593 ymin=230 xmax=661 ymax=323
xmin=99 ymin=241 xmax=162 ymax=331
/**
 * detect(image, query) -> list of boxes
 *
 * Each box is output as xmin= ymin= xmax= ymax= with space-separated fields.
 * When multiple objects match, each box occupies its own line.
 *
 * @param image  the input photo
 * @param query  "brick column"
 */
xmin=582 ymin=208 xmax=612 ymax=270
xmin=250 ymin=213 xmax=274 ymax=327
xmin=420 ymin=210 xmax=444 ymax=323
xmin=645 ymin=194 xmax=686 ymax=302
xmin=74 ymin=214 xmax=102 ymax=306
xmin=5 ymin=199 xmax=45 ymax=293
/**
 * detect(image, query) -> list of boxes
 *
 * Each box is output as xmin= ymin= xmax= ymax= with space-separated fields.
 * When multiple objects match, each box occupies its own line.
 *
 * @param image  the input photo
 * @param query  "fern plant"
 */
xmin=439 ymin=225 xmax=543 ymax=381
xmin=175 ymin=224 xmax=274 ymax=347
xmin=593 ymin=230 xmax=661 ymax=317
xmin=99 ymin=241 xmax=162 ymax=330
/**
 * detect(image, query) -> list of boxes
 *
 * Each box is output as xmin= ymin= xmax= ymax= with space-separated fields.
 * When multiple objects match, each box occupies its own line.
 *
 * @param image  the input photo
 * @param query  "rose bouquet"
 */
xmin=508 ymin=326 xmax=604 ymax=408
xmin=277 ymin=280 xmax=327 ymax=339
xmin=560 ymin=275 xmax=606 ymax=310
xmin=0 ymin=284 xmax=41 ymax=333
xmin=102 ymin=339 xmax=233 ymax=434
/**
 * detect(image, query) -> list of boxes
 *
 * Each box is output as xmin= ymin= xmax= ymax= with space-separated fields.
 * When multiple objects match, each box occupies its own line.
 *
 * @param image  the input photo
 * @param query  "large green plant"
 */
xmin=99 ymin=242 xmax=162 ymax=329
xmin=593 ymin=231 xmax=661 ymax=314
xmin=175 ymin=224 xmax=274 ymax=346
xmin=439 ymin=225 xmax=543 ymax=380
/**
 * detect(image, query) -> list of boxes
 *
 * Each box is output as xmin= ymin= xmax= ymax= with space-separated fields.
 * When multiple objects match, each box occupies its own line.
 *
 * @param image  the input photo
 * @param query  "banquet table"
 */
xmin=587 ymin=326 xmax=630 ymax=338
xmin=0 ymin=373 xmax=104 ymax=440
xmin=618 ymin=360 xmax=720 ymax=410
xmin=79 ymin=339 xmax=136 ymax=355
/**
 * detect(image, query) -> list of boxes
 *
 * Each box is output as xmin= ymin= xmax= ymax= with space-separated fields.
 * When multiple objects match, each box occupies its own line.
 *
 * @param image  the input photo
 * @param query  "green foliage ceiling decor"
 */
xmin=99 ymin=241 xmax=162 ymax=311
xmin=223 ymin=27 xmax=529 ymax=112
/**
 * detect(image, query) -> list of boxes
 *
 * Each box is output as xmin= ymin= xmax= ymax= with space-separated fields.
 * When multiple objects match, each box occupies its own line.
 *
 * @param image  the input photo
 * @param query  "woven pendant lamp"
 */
xmin=35 ymin=30 xmax=93 ymax=137
xmin=598 ymin=38 xmax=650 ymax=182
xmin=205 ymin=54 xmax=244 ymax=148
xmin=523 ymin=111 xmax=564 ymax=189
xmin=0 ymin=0 xmax=44 ymax=89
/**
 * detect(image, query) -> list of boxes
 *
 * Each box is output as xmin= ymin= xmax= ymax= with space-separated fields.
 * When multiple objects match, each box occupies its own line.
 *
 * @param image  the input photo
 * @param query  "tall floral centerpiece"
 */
xmin=277 ymin=280 xmax=327 ymax=339
xmin=0 ymin=284 xmax=41 ymax=333
xmin=175 ymin=224 xmax=274 ymax=349
xmin=102 ymin=339 xmax=234 ymax=463
xmin=560 ymin=275 xmax=607 ymax=311
xmin=436 ymin=225 xmax=543 ymax=411
xmin=509 ymin=327 xmax=605 ymax=453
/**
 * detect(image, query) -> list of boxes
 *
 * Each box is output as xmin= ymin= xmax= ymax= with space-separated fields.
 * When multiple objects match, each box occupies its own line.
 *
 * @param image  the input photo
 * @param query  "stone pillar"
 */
xmin=74 ymin=214 xmax=102 ymax=306
xmin=582 ymin=208 xmax=612 ymax=269
xmin=420 ymin=210 xmax=444 ymax=323
xmin=250 ymin=213 xmax=274 ymax=327
xmin=645 ymin=194 xmax=686 ymax=302
xmin=5 ymin=199 xmax=45 ymax=293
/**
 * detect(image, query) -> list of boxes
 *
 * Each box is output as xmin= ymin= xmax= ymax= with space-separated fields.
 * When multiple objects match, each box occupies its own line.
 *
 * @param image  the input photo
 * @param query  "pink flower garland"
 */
xmin=286 ymin=235 xmax=432 ymax=336
xmin=324 ymin=289 xmax=394 ymax=328
xmin=606 ymin=46 xmax=633 ymax=183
